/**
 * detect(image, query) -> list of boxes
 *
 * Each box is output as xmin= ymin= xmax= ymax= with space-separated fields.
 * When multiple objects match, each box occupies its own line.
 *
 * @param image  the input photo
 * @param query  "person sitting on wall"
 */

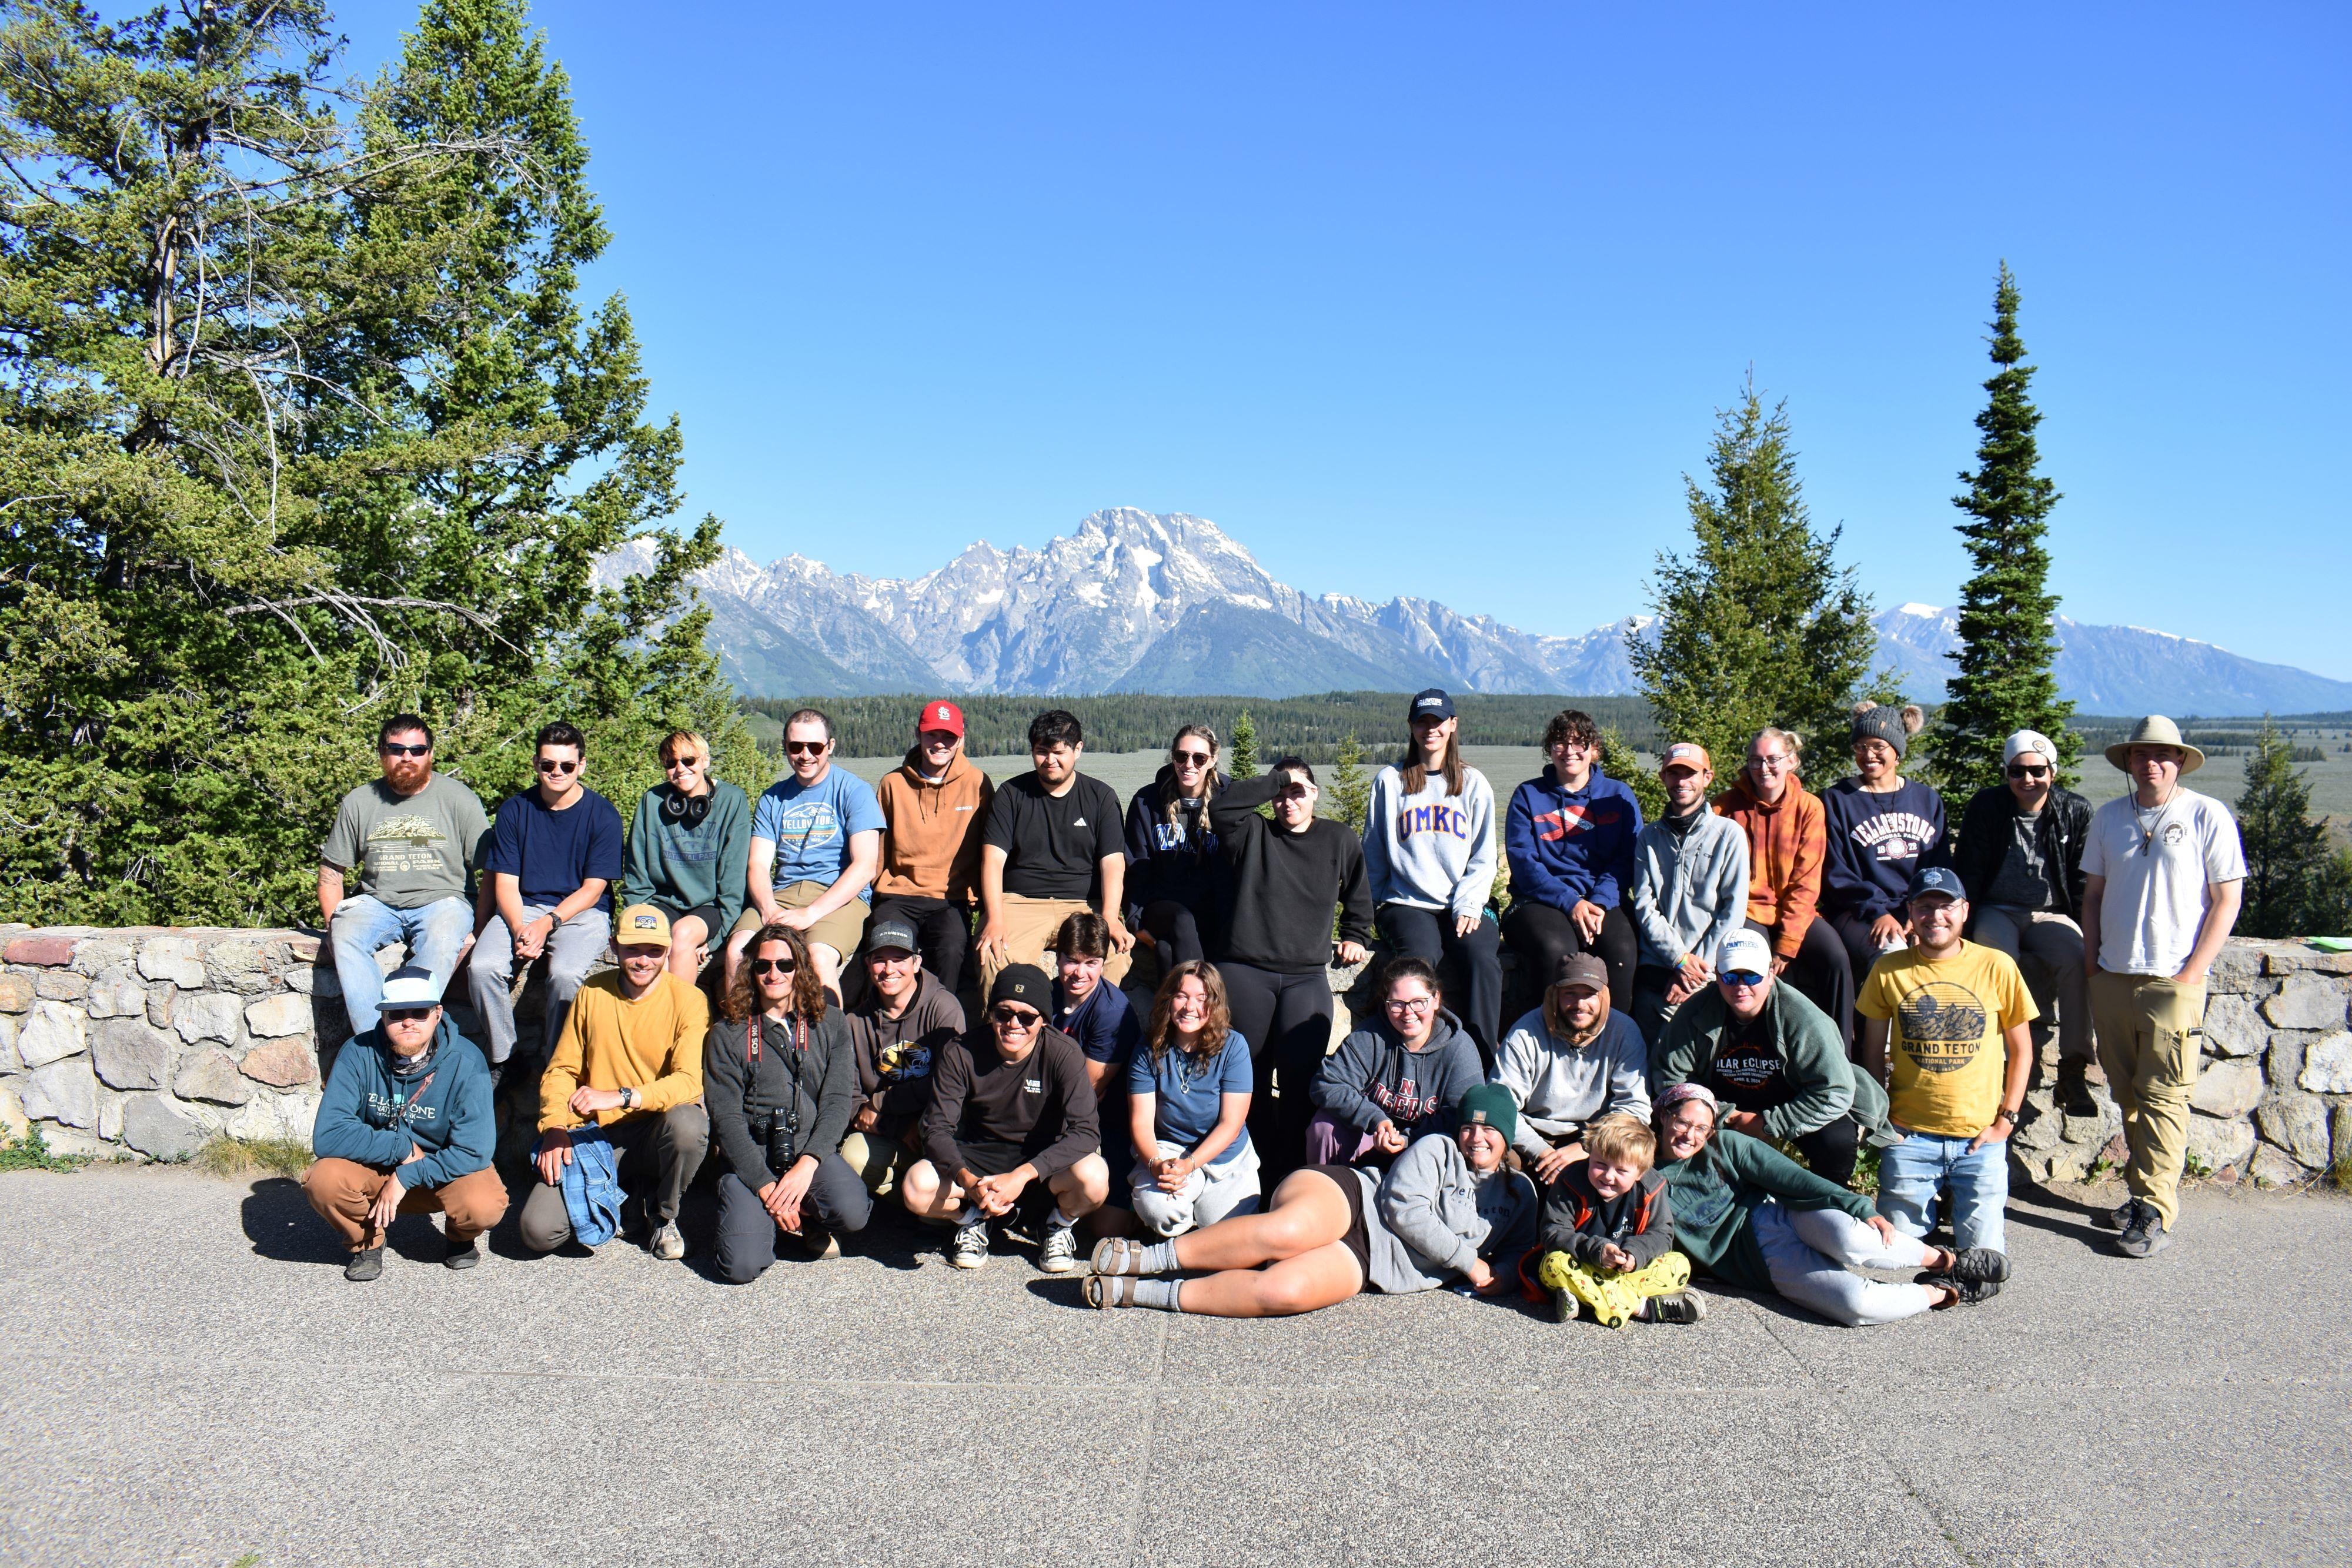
xmin=620 ymin=727 xmax=752 ymax=987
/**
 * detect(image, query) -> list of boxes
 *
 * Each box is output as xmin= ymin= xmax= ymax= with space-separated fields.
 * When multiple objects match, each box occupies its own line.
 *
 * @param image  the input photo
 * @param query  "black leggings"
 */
xmin=1753 ymin=917 xmax=1857 ymax=1059
xmin=1377 ymin=902 xmax=1502 ymax=1069
xmin=867 ymin=895 xmax=972 ymax=1001
xmin=1217 ymin=959 xmax=1333 ymax=1185
xmin=1789 ymin=1116 xmax=1860 ymax=1189
xmin=1501 ymin=900 xmax=1638 ymax=1017
xmin=1826 ymin=908 xmax=1894 ymax=992
xmin=1137 ymin=900 xmax=1208 ymax=968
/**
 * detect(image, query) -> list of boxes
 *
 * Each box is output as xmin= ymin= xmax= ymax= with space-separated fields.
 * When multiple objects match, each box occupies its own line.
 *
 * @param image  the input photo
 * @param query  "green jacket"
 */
xmin=1658 ymin=1128 xmax=1874 ymax=1289
xmin=622 ymin=780 xmax=752 ymax=931
xmin=1649 ymin=981 xmax=1891 ymax=1145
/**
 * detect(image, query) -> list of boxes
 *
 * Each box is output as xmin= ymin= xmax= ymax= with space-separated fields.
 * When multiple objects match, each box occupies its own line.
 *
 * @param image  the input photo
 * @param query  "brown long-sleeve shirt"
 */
xmin=1713 ymin=775 xmax=1828 ymax=958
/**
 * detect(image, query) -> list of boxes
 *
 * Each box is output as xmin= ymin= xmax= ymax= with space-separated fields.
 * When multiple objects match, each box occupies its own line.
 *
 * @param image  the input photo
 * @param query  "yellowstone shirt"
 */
xmin=1857 ymin=941 xmax=2036 ymax=1138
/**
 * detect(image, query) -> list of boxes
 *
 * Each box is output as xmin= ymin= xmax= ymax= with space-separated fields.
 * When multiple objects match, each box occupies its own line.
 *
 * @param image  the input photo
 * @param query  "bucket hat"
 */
xmin=2104 ymin=715 xmax=2204 ymax=774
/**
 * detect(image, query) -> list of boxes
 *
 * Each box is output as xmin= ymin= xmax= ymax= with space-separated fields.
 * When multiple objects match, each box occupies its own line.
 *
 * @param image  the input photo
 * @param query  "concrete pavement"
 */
xmin=2 ymin=1166 xmax=2347 ymax=1567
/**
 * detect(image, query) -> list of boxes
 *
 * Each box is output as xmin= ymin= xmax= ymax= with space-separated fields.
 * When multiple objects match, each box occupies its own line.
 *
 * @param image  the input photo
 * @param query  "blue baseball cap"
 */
xmin=1906 ymin=866 xmax=1967 ymax=902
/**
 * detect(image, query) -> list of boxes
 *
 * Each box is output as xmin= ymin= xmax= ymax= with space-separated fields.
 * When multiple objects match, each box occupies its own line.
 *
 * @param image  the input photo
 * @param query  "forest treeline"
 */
xmin=739 ymin=692 xmax=1662 ymax=759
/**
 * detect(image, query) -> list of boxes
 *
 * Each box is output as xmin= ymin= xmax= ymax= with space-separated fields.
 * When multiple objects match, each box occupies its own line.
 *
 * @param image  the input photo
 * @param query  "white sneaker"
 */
xmin=950 ymin=1219 xmax=991 ymax=1270
xmin=649 ymin=1221 xmax=686 ymax=1261
xmin=1038 ymin=1222 xmax=1081 ymax=1275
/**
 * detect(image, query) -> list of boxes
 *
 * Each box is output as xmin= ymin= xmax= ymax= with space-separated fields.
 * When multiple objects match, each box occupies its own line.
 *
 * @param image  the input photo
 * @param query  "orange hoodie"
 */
xmin=874 ymin=746 xmax=994 ymax=904
xmin=1713 ymin=773 xmax=1827 ymax=957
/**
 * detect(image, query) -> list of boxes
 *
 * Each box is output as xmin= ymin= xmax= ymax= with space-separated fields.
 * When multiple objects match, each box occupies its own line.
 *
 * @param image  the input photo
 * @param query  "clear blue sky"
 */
xmin=341 ymin=2 xmax=2350 ymax=676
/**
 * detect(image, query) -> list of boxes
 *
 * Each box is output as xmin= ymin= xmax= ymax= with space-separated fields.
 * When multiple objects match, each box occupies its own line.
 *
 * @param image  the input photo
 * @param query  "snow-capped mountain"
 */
xmin=602 ymin=510 xmax=2352 ymax=714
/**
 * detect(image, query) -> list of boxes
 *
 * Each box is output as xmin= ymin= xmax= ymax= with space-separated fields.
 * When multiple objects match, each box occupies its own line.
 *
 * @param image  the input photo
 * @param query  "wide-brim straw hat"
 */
xmin=2105 ymin=714 xmax=2204 ymax=774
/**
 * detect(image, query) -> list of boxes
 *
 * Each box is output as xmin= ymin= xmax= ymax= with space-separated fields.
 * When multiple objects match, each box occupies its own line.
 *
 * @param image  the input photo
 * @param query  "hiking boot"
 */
xmin=649 ymin=1221 xmax=686 ymax=1262
xmin=2056 ymin=1059 xmax=2097 ymax=1118
xmin=1922 ymin=1272 xmax=2002 ymax=1306
xmin=344 ymin=1246 xmax=385 ymax=1282
xmin=1038 ymin=1221 xmax=1082 ymax=1275
xmin=800 ymin=1225 xmax=841 ymax=1261
xmin=2117 ymin=1205 xmax=2170 ymax=1258
xmin=1646 ymin=1291 xmax=1708 ymax=1325
xmin=443 ymin=1235 xmax=481 ymax=1271
xmin=1947 ymin=1247 xmax=2012 ymax=1286
xmin=950 ymin=1219 xmax=991 ymax=1270
xmin=2094 ymin=1198 xmax=2138 ymax=1232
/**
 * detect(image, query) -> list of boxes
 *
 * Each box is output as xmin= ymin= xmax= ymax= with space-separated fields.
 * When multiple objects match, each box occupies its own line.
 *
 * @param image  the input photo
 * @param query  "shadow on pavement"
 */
xmin=241 ymin=1176 xmax=342 ymax=1266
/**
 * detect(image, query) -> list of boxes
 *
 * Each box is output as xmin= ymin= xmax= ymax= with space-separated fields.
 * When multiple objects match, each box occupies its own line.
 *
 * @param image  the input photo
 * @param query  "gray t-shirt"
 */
xmin=1983 ymin=809 xmax=2054 ymax=911
xmin=320 ymin=773 xmax=490 ymax=909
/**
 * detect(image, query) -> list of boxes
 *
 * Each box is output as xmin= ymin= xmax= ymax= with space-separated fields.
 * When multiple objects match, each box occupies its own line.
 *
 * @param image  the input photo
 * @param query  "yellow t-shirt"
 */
xmin=1856 ymin=941 xmax=2036 ymax=1138
xmin=539 ymin=971 xmax=709 ymax=1131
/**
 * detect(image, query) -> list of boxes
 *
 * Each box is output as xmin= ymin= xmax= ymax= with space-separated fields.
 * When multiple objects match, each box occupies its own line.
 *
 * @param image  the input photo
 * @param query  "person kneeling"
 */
xmin=1086 ymin=1083 xmax=1535 ymax=1316
xmin=707 ymin=924 xmax=875 ymax=1281
xmin=1525 ymin=1111 xmax=1698 ymax=1328
xmin=1127 ymin=961 xmax=1258 ymax=1238
xmin=305 ymin=967 xmax=506 ymax=1281
xmin=905 ymin=964 xmax=1108 ymax=1273
xmin=521 ymin=905 xmax=710 ymax=1261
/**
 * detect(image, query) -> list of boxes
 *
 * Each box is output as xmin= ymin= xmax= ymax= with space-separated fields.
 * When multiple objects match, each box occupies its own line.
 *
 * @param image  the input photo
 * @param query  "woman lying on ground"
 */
xmin=1084 ymin=1082 xmax=1536 ymax=1316
xmin=1650 ymin=1082 xmax=2006 ymax=1326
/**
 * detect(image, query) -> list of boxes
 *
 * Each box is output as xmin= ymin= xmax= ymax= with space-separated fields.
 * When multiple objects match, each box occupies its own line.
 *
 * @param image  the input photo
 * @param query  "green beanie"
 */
xmin=1455 ymin=1082 xmax=1518 ymax=1146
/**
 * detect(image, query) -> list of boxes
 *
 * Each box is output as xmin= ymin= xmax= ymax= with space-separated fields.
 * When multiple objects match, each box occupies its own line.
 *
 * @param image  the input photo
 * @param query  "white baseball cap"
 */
xmin=378 ymin=967 xmax=442 ymax=1009
xmin=2003 ymin=730 xmax=2059 ymax=768
xmin=1716 ymin=929 xmax=1775 ymax=977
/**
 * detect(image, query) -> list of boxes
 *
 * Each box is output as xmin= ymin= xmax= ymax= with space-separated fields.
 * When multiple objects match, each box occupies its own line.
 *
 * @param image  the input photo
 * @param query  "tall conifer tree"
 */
xmin=2235 ymin=720 xmax=2333 ymax=938
xmin=1933 ymin=264 xmax=2076 ymax=795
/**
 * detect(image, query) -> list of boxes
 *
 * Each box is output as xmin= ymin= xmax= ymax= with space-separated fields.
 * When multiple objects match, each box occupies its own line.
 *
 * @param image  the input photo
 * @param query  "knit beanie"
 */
xmin=1455 ymin=1082 xmax=1519 ymax=1147
xmin=1851 ymin=702 xmax=1923 ymax=759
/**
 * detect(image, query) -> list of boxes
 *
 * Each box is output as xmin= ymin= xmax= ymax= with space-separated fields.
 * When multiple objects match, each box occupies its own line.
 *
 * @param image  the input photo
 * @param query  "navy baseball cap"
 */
xmin=1408 ymin=688 xmax=1456 ymax=722
xmin=1906 ymin=866 xmax=1967 ymax=902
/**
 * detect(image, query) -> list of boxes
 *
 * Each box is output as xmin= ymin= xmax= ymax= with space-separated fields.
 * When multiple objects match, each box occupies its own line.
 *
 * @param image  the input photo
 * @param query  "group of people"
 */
xmin=302 ymin=693 xmax=2243 ymax=1323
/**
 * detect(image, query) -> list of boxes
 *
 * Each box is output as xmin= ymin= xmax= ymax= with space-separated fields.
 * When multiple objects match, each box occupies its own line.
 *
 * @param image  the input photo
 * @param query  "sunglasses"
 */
xmin=2007 ymin=764 xmax=2050 ymax=779
xmin=664 ymin=755 xmax=704 ymax=770
xmin=379 ymin=743 xmax=430 ymax=758
xmin=786 ymin=741 xmax=828 ymax=757
xmin=382 ymin=1007 xmax=435 ymax=1024
xmin=1720 ymin=969 xmax=1766 ymax=988
xmin=991 ymin=1006 xmax=1042 ymax=1029
xmin=750 ymin=958 xmax=797 ymax=977
xmin=1172 ymin=750 xmax=1213 ymax=765
xmin=536 ymin=757 xmax=580 ymax=775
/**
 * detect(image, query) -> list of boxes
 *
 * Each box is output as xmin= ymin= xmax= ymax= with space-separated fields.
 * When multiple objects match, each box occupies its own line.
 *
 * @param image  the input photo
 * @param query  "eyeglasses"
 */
xmin=1384 ymin=995 xmax=1435 ymax=1013
xmin=750 ymin=958 xmax=797 ymax=977
xmin=2007 ymin=764 xmax=2050 ymax=779
xmin=380 ymin=743 xmax=430 ymax=758
xmin=786 ymin=741 xmax=827 ymax=757
xmin=536 ymin=758 xmax=580 ymax=775
xmin=382 ymin=1007 xmax=434 ymax=1024
xmin=991 ymin=1006 xmax=1042 ymax=1029
xmin=1172 ymin=750 xmax=1212 ymax=765
xmin=1720 ymin=970 xmax=1766 ymax=988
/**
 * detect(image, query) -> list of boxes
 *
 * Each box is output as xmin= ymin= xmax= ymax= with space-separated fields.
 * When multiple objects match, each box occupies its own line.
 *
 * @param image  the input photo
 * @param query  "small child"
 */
xmin=1525 ymin=1112 xmax=1702 ymax=1327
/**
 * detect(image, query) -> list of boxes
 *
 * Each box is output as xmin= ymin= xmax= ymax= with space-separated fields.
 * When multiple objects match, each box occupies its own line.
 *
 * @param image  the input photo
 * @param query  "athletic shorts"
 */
xmin=732 ymin=880 xmax=871 ymax=959
xmin=1304 ymin=1162 xmax=1374 ymax=1290
xmin=649 ymin=901 xmax=724 ymax=942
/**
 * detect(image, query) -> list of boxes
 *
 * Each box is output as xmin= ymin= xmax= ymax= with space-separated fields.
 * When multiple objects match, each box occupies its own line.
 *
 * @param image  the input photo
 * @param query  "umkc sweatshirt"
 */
xmin=1362 ymin=764 xmax=1498 ymax=921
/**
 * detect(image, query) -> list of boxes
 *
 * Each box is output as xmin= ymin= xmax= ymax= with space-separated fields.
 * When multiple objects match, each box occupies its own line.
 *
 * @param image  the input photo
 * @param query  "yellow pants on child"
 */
xmin=1536 ymin=1249 xmax=1692 ymax=1329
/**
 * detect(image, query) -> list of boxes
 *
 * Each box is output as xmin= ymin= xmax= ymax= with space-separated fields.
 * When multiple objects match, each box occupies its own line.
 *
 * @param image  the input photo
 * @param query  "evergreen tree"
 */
xmin=1322 ymin=733 xmax=1371 ymax=831
xmin=1229 ymin=709 xmax=1259 ymax=779
xmin=1931 ymin=264 xmax=2077 ymax=795
xmin=0 ymin=0 xmax=747 ymax=924
xmin=1631 ymin=377 xmax=1879 ymax=775
xmin=1599 ymin=729 xmax=1666 ymax=825
xmin=2307 ymin=847 xmax=2352 ymax=938
xmin=2234 ymin=721 xmax=2333 ymax=938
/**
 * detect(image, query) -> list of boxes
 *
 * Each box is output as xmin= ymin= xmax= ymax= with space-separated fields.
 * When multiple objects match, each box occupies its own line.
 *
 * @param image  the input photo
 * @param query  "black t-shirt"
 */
xmin=984 ymin=772 xmax=1126 ymax=900
xmin=1705 ymin=1011 xmax=1793 ymax=1112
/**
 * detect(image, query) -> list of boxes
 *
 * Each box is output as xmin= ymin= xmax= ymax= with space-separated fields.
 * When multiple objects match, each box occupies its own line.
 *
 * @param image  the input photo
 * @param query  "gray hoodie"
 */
xmin=1361 ymin=764 xmax=1497 ymax=920
xmin=1361 ymin=1133 xmax=1538 ymax=1293
xmin=1488 ymin=1005 xmax=1652 ymax=1158
xmin=1629 ymin=808 xmax=1750 ymax=972
xmin=1311 ymin=1007 xmax=1487 ymax=1141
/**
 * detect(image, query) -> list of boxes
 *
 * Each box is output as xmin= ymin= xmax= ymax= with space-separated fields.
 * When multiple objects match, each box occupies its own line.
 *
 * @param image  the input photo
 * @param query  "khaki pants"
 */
xmin=303 ymin=1157 xmax=509 ymax=1252
xmin=2089 ymin=971 xmax=2207 ymax=1229
xmin=978 ymin=894 xmax=1130 ymax=995
xmin=840 ymin=1129 xmax=914 ymax=1196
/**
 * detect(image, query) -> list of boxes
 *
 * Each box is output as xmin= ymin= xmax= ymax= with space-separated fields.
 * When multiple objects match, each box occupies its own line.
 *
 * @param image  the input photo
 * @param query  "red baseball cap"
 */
xmin=920 ymin=700 xmax=965 ymax=738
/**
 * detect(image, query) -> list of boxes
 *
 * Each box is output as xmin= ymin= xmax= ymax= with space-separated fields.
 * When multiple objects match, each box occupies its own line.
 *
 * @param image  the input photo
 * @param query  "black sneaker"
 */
xmin=444 ymin=1235 xmax=481 ymax=1271
xmin=2056 ymin=1060 xmax=2097 ymax=1118
xmin=1647 ymin=1292 xmax=1708 ymax=1325
xmin=2117 ymin=1205 xmax=2170 ymax=1258
xmin=2094 ymin=1198 xmax=2138 ymax=1232
xmin=345 ymin=1246 xmax=385 ymax=1282
xmin=1947 ymin=1247 xmax=2012 ymax=1286
xmin=1920 ymin=1272 xmax=2001 ymax=1305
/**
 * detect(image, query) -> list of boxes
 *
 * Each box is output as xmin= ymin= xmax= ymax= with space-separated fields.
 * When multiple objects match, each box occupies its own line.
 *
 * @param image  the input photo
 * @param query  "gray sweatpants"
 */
xmin=1750 ymin=1200 xmax=1935 ymax=1326
xmin=1130 ymin=1139 xmax=1262 ymax=1238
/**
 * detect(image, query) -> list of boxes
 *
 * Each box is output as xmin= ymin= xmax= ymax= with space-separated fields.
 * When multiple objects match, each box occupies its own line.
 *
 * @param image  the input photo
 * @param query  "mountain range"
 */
xmin=596 ymin=508 xmax=2352 ymax=716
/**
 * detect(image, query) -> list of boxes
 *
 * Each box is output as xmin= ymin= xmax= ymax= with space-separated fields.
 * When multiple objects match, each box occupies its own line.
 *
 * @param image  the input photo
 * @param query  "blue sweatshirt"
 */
xmin=1504 ymin=765 xmax=1643 ymax=912
xmin=1819 ymin=778 xmax=1947 ymax=924
xmin=311 ymin=1015 xmax=497 ymax=1190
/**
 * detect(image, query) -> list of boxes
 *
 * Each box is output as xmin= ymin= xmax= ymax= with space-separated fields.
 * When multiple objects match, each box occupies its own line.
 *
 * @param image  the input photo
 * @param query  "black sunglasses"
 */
xmin=786 ymin=740 xmax=828 ymax=757
xmin=380 ymin=743 xmax=430 ymax=758
xmin=382 ymin=1007 xmax=435 ymax=1024
xmin=2007 ymin=764 xmax=2051 ymax=779
xmin=991 ymin=1005 xmax=1041 ymax=1028
xmin=536 ymin=757 xmax=580 ymax=774
xmin=750 ymin=958 xmax=797 ymax=977
xmin=1172 ymin=750 xmax=1213 ymax=765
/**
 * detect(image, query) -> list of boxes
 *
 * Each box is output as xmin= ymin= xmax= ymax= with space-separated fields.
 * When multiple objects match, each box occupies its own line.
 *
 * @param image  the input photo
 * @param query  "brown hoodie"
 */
xmin=874 ymin=746 xmax=993 ymax=903
xmin=1712 ymin=772 xmax=1827 ymax=958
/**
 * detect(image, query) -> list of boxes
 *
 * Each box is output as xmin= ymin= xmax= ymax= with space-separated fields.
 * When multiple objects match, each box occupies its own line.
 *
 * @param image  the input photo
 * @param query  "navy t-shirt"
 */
xmin=482 ymin=787 xmax=626 ymax=913
xmin=1056 ymin=979 xmax=1142 ymax=1071
xmin=1127 ymin=1031 xmax=1254 ymax=1165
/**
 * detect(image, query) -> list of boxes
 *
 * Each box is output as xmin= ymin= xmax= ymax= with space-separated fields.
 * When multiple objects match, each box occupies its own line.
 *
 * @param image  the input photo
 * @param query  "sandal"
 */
xmin=1090 ymin=1236 xmax=1153 ymax=1276
xmin=1084 ymin=1274 xmax=1137 ymax=1309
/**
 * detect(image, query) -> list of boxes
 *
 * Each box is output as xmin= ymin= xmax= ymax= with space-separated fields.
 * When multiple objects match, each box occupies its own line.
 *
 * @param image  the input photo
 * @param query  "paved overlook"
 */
xmin=2 ymin=1166 xmax=2346 ymax=1567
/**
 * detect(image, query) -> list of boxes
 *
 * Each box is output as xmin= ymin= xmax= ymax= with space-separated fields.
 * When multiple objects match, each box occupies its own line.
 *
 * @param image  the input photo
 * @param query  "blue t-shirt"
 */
xmin=752 ymin=767 xmax=886 ymax=900
xmin=482 ymin=787 xmax=626 ymax=913
xmin=1057 ymin=979 xmax=1141 ymax=1070
xmin=1127 ymin=1031 xmax=1254 ymax=1165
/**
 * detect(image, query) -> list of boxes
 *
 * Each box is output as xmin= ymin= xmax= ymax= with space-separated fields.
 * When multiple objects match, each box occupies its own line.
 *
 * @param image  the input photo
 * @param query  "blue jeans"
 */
xmin=1877 ymin=1125 xmax=2010 ymax=1254
xmin=329 ymin=894 xmax=475 ymax=1035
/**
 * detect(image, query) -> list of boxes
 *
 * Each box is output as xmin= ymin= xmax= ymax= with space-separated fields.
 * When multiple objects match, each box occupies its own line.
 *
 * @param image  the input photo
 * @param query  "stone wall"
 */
xmin=4 ymin=922 xmax=2348 ymax=1187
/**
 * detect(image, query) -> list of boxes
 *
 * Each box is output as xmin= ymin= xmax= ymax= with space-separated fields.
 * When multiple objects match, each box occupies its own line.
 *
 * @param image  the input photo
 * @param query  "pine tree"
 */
xmin=1931 ymin=263 xmax=2077 ymax=795
xmin=1322 ymin=733 xmax=1371 ymax=830
xmin=0 ymin=0 xmax=746 ymax=923
xmin=1599 ymin=730 xmax=1666 ymax=825
xmin=2235 ymin=721 xmax=2333 ymax=937
xmin=1229 ymin=710 xmax=1259 ymax=779
xmin=1631 ymin=377 xmax=1879 ymax=776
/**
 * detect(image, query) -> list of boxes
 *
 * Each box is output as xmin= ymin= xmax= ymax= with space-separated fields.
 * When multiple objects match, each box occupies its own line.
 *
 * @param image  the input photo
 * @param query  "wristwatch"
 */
xmin=619 ymin=1086 xmax=638 ymax=1111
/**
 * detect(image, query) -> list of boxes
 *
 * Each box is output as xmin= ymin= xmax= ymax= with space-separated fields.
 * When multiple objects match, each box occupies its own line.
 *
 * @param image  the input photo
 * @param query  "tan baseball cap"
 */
xmin=614 ymin=903 xmax=673 ymax=948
